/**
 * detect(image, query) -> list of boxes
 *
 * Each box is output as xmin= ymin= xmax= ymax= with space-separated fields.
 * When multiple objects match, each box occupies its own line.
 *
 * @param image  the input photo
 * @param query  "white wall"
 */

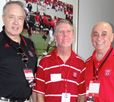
xmin=0 ymin=0 xmax=6 ymax=31
xmin=78 ymin=0 xmax=114 ymax=60
xmin=1 ymin=0 xmax=114 ymax=61
xmin=59 ymin=0 xmax=79 ymax=54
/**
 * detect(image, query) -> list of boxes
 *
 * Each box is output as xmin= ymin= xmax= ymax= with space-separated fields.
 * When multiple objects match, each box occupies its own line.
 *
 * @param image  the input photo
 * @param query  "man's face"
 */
xmin=2 ymin=4 xmax=25 ymax=38
xmin=54 ymin=23 xmax=74 ymax=48
xmin=91 ymin=23 xmax=113 ymax=53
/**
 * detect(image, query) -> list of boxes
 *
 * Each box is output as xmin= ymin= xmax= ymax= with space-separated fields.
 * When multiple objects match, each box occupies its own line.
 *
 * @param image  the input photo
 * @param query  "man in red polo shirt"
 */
xmin=33 ymin=19 xmax=86 ymax=102
xmin=85 ymin=22 xmax=114 ymax=102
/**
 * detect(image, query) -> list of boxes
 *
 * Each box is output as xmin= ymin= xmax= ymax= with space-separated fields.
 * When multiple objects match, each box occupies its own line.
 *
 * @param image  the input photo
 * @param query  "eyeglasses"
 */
xmin=17 ymin=47 xmax=28 ymax=63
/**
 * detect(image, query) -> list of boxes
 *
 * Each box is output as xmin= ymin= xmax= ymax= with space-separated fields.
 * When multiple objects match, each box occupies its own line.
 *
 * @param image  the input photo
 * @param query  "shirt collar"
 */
xmin=92 ymin=45 xmax=113 ymax=63
xmin=2 ymin=26 xmax=26 ymax=48
xmin=53 ymin=47 xmax=74 ymax=64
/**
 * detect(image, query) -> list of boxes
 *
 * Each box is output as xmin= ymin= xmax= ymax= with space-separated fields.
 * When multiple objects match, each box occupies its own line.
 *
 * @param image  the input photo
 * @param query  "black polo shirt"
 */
xmin=0 ymin=28 xmax=37 ymax=100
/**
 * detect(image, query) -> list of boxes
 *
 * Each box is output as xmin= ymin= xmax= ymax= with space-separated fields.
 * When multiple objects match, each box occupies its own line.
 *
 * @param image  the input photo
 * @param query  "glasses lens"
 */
xmin=22 ymin=54 xmax=28 ymax=63
xmin=17 ymin=47 xmax=24 ymax=54
xmin=17 ymin=47 xmax=28 ymax=63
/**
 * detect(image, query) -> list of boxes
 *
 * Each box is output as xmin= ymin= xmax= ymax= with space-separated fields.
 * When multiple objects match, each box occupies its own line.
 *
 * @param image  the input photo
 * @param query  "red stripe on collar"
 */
xmin=21 ymin=36 xmax=27 ymax=46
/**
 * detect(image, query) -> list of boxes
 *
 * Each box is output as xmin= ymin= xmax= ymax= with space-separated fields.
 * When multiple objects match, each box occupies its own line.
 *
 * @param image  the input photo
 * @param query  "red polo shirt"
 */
xmin=85 ymin=46 xmax=114 ymax=102
xmin=33 ymin=47 xmax=86 ymax=102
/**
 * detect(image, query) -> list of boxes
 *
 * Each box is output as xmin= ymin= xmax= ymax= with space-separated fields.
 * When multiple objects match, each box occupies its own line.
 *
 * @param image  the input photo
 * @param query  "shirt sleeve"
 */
xmin=33 ymin=59 xmax=45 ymax=94
xmin=78 ymin=62 xmax=86 ymax=95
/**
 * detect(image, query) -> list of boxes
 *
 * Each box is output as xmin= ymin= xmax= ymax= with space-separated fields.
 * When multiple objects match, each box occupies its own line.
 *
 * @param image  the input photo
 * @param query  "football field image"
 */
xmin=21 ymin=32 xmax=56 ymax=59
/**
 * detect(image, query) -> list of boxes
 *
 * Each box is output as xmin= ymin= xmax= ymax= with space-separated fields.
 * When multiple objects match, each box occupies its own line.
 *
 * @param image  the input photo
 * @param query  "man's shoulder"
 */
xmin=43 ymin=51 xmax=54 ymax=59
xmin=72 ymin=50 xmax=84 ymax=62
xmin=21 ymin=35 xmax=30 ymax=41
xmin=0 ymin=31 xmax=5 ymax=43
xmin=21 ymin=35 xmax=33 ymax=45
xmin=85 ymin=56 xmax=92 ymax=64
xmin=40 ymin=50 xmax=55 ymax=62
xmin=39 ymin=54 xmax=53 ymax=66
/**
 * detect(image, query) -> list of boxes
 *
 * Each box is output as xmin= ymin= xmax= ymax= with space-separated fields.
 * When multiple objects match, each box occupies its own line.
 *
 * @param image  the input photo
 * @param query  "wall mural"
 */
xmin=11 ymin=0 xmax=73 ymax=60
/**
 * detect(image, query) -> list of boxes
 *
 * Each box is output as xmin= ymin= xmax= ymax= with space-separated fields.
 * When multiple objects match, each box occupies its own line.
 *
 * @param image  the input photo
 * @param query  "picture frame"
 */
xmin=8 ymin=0 xmax=79 ymax=60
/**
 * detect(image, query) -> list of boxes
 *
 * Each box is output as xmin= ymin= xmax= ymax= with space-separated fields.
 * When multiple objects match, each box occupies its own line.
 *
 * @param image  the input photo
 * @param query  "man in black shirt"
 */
xmin=0 ymin=1 xmax=37 ymax=102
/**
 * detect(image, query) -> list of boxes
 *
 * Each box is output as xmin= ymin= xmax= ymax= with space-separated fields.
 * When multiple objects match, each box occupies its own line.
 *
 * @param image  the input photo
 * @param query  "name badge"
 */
xmin=24 ymin=69 xmax=34 ymax=80
xmin=88 ymin=81 xmax=100 ymax=97
xmin=61 ymin=93 xmax=71 ymax=102
xmin=51 ymin=74 xmax=61 ymax=81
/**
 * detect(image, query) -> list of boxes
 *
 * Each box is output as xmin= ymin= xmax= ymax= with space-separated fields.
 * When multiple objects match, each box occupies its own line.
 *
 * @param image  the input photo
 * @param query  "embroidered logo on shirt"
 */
xmin=104 ymin=69 xmax=111 ymax=76
xmin=73 ymin=72 xmax=77 ymax=78
xmin=28 ymin=51 xmax=34 ymax=57
xmin=5 ymin=44 xmax=10 ymax=47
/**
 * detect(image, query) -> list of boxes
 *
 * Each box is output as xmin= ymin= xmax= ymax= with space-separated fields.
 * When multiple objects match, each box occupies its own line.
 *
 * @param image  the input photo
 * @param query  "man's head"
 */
xmin=2 ymin=1 xmax=25 ymax=38
xmin=54 ymin=19 xmax=75 ymax=48
xmin=91 ymin=22 xmax=114 ymax=53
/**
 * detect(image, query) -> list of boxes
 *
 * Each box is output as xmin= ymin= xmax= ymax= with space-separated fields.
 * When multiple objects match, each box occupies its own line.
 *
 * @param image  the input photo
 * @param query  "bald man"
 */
xmin=85 ymin=22 xmax=114 ymax=102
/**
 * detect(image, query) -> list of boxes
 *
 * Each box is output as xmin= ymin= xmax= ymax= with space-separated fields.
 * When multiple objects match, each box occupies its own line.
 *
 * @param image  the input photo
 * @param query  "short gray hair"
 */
xmin=54 ymin=19 xmax=74 ymax=34
xmin=3 ymin=1 xmax=25 ymax=16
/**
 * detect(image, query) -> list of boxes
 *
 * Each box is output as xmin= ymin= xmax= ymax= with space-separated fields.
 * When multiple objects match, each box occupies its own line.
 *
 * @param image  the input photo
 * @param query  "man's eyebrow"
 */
xmin=93 ymin=31 xmax=98 ymax=34
xmin=102 ymin=31 xmax=107 ymax=33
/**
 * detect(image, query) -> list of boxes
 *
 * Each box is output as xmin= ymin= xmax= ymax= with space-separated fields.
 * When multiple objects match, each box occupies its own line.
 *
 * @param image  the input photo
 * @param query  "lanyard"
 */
xmin=56 ymin=54 xmax=72 ymax=94
xmin=93 ymin=48 xmax=113 ymax=80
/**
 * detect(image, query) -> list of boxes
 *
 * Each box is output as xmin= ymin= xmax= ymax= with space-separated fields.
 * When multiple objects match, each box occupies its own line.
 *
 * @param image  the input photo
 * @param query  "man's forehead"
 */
xmin=92 ymin=25 xmax=109 ymax=33
xmin=92 ymin=22 xmax=113 ymax=33
xmin=7 ymin=4 xmax=23 ymax=11
xmin=5 ymin=4 xmax=24 ymax=16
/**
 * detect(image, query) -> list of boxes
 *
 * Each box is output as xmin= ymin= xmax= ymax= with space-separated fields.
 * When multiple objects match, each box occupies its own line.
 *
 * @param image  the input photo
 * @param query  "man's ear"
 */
xmin=111 ymin=33 xmax=114 ymax=42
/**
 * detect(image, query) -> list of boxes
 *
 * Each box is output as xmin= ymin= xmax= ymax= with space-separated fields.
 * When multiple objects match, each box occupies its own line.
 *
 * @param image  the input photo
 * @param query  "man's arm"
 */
xmin=77 ymin=95 xmax=86 ymax=102
xmin=37 ymin=93 xmax=45 ymax=102
xmin=31 ymin=92 xmax=38 ymax=102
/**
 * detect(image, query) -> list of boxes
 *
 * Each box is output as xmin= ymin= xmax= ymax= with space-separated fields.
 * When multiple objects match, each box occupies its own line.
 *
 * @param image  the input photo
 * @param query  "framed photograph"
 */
xmin=10 ymin=0 xmax=78 ymax=61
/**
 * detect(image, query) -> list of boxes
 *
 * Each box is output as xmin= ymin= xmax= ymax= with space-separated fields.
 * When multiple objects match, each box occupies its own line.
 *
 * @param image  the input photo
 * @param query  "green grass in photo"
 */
xmin=21 ymin=32 xmax=56 ymax=58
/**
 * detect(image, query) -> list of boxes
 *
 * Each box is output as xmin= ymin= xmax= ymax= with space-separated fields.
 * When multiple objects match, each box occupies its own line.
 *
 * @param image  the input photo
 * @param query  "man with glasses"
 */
xmin=0 ymin=1 xmax=37 ymax=102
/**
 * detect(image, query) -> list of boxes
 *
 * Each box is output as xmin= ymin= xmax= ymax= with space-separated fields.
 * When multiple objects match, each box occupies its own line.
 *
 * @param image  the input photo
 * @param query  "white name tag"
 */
xmin=24 ymin=69 xmax=34 ymax=80
xmin=51 ymin=74 xmax=61 ymax=81
xmin=61 ymin=93 xmax=71 ymax=102
xmin=88 ymin=81 xmax=100 ymax=97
